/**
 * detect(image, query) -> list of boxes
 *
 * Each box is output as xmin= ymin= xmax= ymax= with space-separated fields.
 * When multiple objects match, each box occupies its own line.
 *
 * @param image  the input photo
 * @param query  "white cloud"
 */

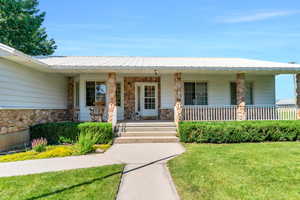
xmin=218 ymin=10 xmax=300 ymax=23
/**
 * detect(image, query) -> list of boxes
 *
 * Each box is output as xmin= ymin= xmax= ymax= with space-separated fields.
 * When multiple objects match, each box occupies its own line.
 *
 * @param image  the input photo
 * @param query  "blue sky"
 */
xmin=38 ymin=0 xmax=300 ymax=100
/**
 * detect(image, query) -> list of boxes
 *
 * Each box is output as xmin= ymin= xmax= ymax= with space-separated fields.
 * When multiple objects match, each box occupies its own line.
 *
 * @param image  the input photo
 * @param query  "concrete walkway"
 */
xmin=0 ymin=143 xmax=185 ymax=200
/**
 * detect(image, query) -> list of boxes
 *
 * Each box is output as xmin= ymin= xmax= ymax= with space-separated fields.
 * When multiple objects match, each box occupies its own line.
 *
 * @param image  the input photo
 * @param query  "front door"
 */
xmin=135 ymin=83 xmax=158 ymax=117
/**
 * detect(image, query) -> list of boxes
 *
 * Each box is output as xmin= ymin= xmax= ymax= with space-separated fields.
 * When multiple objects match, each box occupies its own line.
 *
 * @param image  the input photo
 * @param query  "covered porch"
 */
xmin=67 ymin=71 xmax=300 ymax=126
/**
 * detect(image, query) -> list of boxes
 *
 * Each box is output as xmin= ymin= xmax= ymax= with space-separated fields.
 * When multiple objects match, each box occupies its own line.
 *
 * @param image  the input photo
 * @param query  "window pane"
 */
xmin=184 ymin=82 xmax=195 ymax=105
xmin=116 ymin=83 xmax=121 ymax=107
xmin=230 ymin=82 xmax=237 ymax=105
xmin=246 ymin=83 xmax=253 ymax=105
xmin=144 ymin=98 xmax=155 ymax=109
xmin=195 ymin=83 xmax=207 ymax=105
xmin=144 ymin=86 xmax=155 ymax=109
xmin=75 ymin=82 xmax=80 ymax=107
xmin=144 ymin=86 xmax=155 ymax=97
xmin=86 ymin=81 xmax=95 ymax=106
xmin=95 ymin=82 xmax=106 ymax=103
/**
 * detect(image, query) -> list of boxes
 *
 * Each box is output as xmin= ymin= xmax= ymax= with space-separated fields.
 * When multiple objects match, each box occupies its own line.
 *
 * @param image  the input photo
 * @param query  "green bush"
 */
xmin=76 ymin=132 xmax=100 ymax=155
xmin=30 ymin=122 xmax=113 ymax=145
xmin=179 ymin=120 xmax=300 ymax=143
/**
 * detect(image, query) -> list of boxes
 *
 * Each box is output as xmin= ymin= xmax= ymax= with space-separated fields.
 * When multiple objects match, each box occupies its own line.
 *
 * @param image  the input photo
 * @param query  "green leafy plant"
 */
xmin=76 ymin=133 xmax=100 ymax=155
xmin=31 ymin=138 xmax=47 ymax=152
xmin=30 ymin=122 xmax=113 ymax=145
xmin=179 ymin=120 xmax=300 ymax=143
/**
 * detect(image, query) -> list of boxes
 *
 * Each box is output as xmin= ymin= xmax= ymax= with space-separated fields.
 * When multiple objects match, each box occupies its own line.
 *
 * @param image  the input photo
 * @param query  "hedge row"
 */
xmin=179 ymin=121 xmax=300 ymax=143
xmin=30 ymin=122 xmax=113 ymax=144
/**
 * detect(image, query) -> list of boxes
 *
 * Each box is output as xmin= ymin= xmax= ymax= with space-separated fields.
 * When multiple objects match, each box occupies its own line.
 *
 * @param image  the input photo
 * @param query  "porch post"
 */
xmin=67 ymin=77 xmax=75 ymax=121
xmin=174 ymin=73 xmax=183 ymax=125
xmin=236 ymin=73 xmax=246 ymax=120
xmin=107 ymin=72 xmax=117 ymax=127
xmin=296 ymin=74 xmax=300 ymax=119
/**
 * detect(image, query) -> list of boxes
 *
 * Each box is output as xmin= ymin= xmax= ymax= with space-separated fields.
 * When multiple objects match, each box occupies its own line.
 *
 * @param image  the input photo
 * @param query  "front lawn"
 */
xmin=168 ymin=142 xmax=300 ymax=200
xmin=0 ymin=165 xmax=124 ymax=200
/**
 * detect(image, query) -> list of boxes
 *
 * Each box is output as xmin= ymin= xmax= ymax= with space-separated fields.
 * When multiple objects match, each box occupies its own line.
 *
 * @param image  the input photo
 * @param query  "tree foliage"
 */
xmin=0 ymin=0 xmax=56 ymax=55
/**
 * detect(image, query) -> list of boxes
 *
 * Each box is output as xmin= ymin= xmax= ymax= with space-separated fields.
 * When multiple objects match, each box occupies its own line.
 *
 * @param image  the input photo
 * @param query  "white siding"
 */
xmin=161 ymin=74 xmax=175 ymax=108
xmin=0 ymin=59 xmax=67 ymax=109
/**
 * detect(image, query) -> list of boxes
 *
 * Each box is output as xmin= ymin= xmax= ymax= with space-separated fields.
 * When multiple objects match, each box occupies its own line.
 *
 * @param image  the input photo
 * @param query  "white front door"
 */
xmin=135 ymin=83 xmax=158 ymax=117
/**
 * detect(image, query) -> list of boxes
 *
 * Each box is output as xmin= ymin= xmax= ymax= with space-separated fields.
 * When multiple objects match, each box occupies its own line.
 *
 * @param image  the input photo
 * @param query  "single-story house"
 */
xmin=1 ymin=43 xmax=300 ymax=149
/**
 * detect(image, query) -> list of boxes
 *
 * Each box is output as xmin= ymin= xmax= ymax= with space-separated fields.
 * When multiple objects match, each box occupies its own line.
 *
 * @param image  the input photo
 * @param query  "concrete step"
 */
xmin=120 ymin=131 xmax=177 ymax=137
xmin=114 ymin=136 xmax=179 ymax=144
xmin=123 ymin=126 xmax=177 ymax=132
xmin=119 ymin=122 xmax=176 ymax=127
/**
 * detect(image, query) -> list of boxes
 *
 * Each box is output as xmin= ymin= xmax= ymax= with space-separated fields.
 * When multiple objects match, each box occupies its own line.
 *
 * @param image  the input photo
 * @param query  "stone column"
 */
xmin=67 ymin=77 xmax=75 ymax=121
xmin=107 ymin=73 xmax=117 ymax=126
xmin=296 ymin=74 xmax=300 ymax=119
xmin=236 ymin=73 xmax=246 ymax=120
xmin=174 ymin=73 xmax=183 ymax=125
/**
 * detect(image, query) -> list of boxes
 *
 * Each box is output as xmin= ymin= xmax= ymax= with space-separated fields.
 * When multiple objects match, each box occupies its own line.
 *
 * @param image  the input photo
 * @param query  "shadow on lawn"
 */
xmin=26 ymin=154 xmax=178 ymax=200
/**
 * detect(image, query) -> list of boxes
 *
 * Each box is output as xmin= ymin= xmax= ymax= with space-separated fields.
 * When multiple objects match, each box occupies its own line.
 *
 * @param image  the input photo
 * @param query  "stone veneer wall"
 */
xmin=236 ymin=73 xmax=246 ymax=120
xmin=160 ymin=109 xmax=174 ymax=120
xmin=0 ymin=109 xmax=70 ymax=151
xmin=0 ymin=109 xmax=70 ymax=134
xmin=124 ymin=77 xmax=161 ymax=120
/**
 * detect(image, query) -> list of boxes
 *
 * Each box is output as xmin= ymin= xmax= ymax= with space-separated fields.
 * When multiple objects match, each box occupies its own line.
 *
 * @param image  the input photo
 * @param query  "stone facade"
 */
xmin=67 ymin=77 xmax=75 ymax=120
xmin=0 ymin=109 xmax=70 ymax=135
xmin=124 ymin=77 xmax=161 ymax=120
xmin=236 ymin=73 xmax=246 ymax=120
xmin=174 ymin=73 xmax=183 ymax=124
xmin=107 ymin=73 xmax=117 ymax=124
xmin=160 ymin=109 xmax=174 ymax=120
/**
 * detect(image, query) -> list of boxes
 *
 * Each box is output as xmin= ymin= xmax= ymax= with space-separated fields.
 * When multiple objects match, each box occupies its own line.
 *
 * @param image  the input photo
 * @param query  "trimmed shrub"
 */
xmin=179 ymin=120 xmax=300 ymax=143
xmin=30 ymin=122 xmax=113 ymax=145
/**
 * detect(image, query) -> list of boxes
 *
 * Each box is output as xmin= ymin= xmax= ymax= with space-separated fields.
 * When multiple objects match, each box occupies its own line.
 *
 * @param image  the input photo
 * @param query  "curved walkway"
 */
xmin=0 ymin=143 xmax=185 ymax=200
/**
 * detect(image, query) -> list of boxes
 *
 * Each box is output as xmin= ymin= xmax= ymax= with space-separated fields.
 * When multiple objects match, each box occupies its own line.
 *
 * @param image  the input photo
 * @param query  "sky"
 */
xmin=38 ymin=0 xmax=300 ymax=101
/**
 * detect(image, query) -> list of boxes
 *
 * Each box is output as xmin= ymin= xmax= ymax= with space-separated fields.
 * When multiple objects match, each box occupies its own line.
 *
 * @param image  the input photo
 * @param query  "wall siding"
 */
xmin=0 ymin=59 xmax=67 ymax=109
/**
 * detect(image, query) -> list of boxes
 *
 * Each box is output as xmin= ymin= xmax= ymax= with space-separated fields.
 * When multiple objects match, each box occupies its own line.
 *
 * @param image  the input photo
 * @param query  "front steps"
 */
xmin=114 ymin=121 xmax=179 ymax=143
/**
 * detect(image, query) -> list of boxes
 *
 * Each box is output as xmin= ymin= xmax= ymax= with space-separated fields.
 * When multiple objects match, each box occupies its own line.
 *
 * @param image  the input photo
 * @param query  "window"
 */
xmin=184 ymin=82 xmax=208 ymax=105
xmin=75 ymin=82 xmax=80 ymax=108
xmin=230 ymin=82 xmax=253 ymax=105
xmin=86 ymin=81 xmax=106 ymax=106
xmin=116 ymin=83 xmax=121 ymax=107
xmin=144 ymin=85 xmax=156 ymax=109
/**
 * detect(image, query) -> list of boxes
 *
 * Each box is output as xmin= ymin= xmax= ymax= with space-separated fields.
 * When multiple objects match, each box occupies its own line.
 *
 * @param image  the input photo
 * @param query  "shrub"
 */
xmin=179 ymin=120 xmax=300 ymax=143
xmin=31 ymin=138 xmax=47 ymax=152
xmin=76 ymin=132 xmax=100 ymax=155
xmin=30 ymin=122 xmax=113 ymax=145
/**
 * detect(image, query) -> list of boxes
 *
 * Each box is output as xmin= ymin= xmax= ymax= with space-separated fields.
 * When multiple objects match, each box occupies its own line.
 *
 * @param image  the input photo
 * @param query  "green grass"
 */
xmin=0 ymin=165 xmax=124 ymax=200
xmin=168 ymin=142 xmax=300 ymax=200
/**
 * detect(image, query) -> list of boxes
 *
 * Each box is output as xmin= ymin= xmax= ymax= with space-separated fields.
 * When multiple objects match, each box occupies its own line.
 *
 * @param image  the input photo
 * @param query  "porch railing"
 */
xmin=182 ymin=105 xmax=237 ymax=121
xmin=182 ymin=105 xmax=298 ymax=121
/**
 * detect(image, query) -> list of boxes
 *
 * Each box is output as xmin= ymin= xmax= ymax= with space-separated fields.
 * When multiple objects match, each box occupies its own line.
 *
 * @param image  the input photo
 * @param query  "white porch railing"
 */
xmin=245 ymin=105 xmax=297 ymax=120
xmin=182 ymin=105 xmax=237 ymax=121
xmin=182 ymin=105 xmax=298 ymax=121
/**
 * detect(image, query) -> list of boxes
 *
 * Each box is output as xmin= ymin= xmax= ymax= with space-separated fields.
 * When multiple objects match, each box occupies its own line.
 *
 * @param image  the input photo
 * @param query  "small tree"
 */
xmin=0 ymin=0 xmax=56 ymax=55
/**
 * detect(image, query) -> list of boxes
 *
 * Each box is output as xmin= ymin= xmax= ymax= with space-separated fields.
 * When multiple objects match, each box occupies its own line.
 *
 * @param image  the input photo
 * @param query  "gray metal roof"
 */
xmin=37 ymin=56 xmax=298 ymax=67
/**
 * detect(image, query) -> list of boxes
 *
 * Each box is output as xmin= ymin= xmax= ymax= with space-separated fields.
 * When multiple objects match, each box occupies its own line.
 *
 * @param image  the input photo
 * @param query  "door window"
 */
xmin=144 ymin=85 xmax=156 ymax=109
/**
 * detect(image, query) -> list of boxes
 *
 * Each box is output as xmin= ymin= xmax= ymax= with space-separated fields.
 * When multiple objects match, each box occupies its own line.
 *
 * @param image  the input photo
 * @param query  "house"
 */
xmin=1 ymin=43 xmax=300 ymax=149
